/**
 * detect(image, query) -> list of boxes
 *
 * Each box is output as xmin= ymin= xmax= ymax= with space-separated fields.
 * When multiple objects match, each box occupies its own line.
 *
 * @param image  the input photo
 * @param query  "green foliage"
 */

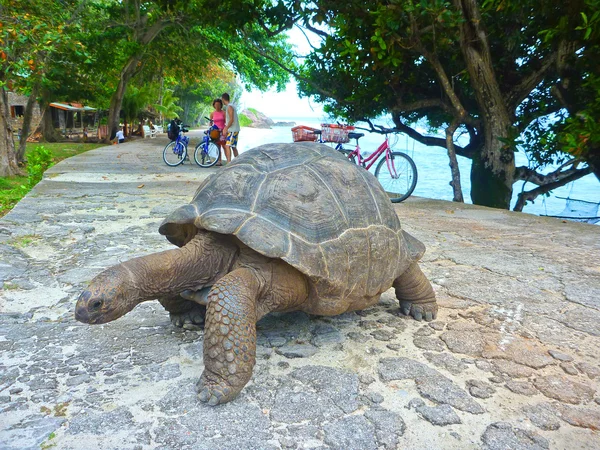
xmin=25 ymin=146 xmax=54 ymax=186
xmin=238 ymin=113 xmax=252 ymax=127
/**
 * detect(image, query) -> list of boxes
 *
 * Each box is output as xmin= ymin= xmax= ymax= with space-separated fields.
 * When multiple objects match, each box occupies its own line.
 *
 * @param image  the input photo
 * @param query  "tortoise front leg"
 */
xmin=393 ymin=262 xmax=437 ymax=322
xmin=198 ymin=268 xmax=260 ymax=405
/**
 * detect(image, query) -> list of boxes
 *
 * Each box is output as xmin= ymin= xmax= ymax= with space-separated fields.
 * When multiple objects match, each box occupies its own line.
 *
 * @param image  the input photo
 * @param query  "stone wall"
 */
xmin=7 ymin=91 xmax=42 ymax=136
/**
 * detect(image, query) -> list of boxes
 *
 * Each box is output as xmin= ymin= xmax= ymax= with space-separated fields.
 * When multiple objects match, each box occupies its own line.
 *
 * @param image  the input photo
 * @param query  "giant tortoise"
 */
xmin=75 ymin=142 xmax=437 ymax=405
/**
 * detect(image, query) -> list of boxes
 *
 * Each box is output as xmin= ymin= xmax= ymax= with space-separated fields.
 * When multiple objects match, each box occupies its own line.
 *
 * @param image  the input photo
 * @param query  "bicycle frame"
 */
xmin=346 ymin=137 xmax=399 ymax=177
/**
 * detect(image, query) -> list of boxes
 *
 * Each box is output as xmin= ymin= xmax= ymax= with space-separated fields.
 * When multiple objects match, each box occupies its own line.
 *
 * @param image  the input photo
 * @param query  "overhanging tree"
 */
xmin=286 ymin=0 xmax=598 ymax=210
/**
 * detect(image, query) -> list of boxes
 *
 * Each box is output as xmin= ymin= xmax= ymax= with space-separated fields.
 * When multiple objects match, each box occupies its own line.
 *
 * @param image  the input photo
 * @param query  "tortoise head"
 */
xmin=75 ymin=266 xmax=137 ymax=324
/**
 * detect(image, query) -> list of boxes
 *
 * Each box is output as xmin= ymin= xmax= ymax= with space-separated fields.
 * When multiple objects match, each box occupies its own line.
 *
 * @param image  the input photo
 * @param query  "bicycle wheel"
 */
xmin=374 ymin=151 xmax=418 ymax=203
xmin=194 ymin=141 xmax=220 ymax=168
xmin=163 ymin=141 xmax=187 ymax=166
xmin=337 ymin=147 xmax=357 ymax=164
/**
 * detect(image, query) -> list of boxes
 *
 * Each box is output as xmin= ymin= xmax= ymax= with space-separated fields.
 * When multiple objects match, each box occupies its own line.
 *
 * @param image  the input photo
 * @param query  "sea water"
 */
xmin=234 ymin=117 xmax=599 ymax=219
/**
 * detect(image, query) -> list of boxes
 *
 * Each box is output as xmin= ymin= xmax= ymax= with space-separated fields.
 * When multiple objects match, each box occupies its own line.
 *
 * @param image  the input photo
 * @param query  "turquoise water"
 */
xmin=236 ymin=117 xmax=599 ymax=218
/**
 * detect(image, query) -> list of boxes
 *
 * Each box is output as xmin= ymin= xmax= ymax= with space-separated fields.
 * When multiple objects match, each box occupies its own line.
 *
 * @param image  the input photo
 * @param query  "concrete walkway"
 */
xmin=1 ymin=136 xmax=599 ymax=450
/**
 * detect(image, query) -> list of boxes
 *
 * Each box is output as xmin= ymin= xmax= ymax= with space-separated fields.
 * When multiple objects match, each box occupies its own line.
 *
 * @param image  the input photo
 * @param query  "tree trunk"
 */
xmin=37 ymin=92 xmax=62 ymax=142
xmin=445 ymin=121 xmax=464 ymax=202
xmin=0 ymin=87 xmax=22 ymax=177
xmin=456 ymin=0 xmax=515 ymax=209
xmin=470 ymin=117 xmax=514 ymax=209
xmin=106 ymin=55 xmax=141 ymax=142
xmin=16 ymin=84 xmax=39 ymax=163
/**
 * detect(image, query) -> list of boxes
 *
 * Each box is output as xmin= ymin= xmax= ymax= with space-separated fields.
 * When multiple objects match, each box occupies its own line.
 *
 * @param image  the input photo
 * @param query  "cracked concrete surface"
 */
xmin=1 ymin=137 xmax=599 ymax=449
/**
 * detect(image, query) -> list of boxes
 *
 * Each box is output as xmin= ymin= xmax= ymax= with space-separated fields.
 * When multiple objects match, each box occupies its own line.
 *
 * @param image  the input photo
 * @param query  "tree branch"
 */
xmin=513 ymin=165 xmax=593 ymax=211
xmin=514 ymin=159 xmax=590 ymax=185
xmin=507 ymin=52 xmax=558 ymax=110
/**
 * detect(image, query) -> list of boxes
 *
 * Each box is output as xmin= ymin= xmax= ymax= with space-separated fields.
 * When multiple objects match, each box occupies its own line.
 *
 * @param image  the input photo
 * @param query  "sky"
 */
xmin=240 ymin=26 xmax=325 ymax=119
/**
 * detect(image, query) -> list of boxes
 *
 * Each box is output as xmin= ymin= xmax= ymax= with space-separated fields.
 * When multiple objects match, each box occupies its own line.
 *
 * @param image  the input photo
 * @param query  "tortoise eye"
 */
xmin=91 ymin=300 xmax=103 ymax=310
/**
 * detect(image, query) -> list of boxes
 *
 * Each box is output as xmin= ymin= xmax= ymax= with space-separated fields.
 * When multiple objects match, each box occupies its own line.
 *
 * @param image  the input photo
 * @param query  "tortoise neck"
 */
xmin=122 ymin=231 xmax=239 ymax=302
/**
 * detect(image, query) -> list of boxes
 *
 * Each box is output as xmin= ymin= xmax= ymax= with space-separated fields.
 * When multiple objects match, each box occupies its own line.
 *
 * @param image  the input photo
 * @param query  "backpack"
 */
xmin=167 ymin=120 xmax=180 ymax=141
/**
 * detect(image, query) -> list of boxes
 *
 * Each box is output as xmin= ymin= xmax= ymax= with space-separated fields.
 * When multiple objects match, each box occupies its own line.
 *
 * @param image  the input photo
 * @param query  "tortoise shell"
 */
xmin=159 ymin=143 xmax=424 ymax=308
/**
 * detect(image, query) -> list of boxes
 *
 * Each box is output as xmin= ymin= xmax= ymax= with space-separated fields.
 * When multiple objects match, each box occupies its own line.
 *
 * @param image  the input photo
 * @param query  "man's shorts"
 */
xmin=226 ymin=131 xmax=239 ymax=148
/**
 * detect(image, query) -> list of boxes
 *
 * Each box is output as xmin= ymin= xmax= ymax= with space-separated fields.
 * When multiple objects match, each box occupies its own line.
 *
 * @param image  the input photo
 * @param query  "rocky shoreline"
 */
xmin=241 ymin=108 xmax=295 ymax=129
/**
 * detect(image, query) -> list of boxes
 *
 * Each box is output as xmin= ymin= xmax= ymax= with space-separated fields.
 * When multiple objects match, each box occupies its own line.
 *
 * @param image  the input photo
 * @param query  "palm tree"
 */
xmin=153 ymin=89 xmax=183 ymax=127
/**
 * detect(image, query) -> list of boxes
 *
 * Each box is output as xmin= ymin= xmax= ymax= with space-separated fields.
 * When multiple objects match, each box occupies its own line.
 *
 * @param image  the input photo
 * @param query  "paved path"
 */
xmin=1 ymin=137 xmax=599 ymax=450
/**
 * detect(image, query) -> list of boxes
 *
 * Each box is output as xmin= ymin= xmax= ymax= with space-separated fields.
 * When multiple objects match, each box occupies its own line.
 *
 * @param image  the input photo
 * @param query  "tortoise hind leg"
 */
xmin=197 ymin=268 xmax=260 ymax=405
xmin=158 ymin=294 xmax=206 ymax=330
xmin=393 ymin=262 xmax=437 ymax=322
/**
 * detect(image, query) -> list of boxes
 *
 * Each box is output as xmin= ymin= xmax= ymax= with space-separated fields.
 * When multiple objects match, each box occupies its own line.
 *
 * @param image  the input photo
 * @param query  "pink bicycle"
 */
xmin=313 ymin=126 xmax=418 ymax=203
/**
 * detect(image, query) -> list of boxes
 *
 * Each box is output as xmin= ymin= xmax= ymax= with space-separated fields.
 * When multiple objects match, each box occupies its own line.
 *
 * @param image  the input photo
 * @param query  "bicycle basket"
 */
xmin=321 ymin=123 xmax=355 ymax=143
xmin=209 ymin=128 xmax=220 ymax=140
xmin=291 ymin=125 xmax=318 ymax=142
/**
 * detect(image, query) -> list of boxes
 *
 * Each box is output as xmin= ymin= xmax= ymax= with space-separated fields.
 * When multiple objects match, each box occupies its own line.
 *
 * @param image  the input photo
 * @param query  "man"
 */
xmin=221 ymin=93 xmax=240 ymax=163
xmin=115 ymin=127 xmax=125 ymax=144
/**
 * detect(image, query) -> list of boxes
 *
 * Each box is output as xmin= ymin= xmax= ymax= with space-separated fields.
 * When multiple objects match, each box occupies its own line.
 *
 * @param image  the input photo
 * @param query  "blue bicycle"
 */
xmin=193 ymin=118 xmax=221 ymax=168
xmin=163 ymin=124 xmax=190 ymax=166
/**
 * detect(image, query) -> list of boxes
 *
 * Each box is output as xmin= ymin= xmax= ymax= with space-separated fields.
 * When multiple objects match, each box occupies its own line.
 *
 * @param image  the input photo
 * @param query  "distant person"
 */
xmin=115 ymin=128 xmax=125 ymax=144
xmin=210 ymin=99 xmax=226 ymax=165
xmin=221 ymin=93 xmax=240 ymax=163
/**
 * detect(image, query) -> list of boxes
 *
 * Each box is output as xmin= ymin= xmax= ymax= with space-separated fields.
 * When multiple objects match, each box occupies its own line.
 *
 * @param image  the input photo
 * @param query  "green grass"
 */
xmin=0 ymin=142 xmax=106 ymax=217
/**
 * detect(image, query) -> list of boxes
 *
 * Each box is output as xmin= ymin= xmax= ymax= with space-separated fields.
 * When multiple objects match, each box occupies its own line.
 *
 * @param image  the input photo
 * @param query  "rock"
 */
xmin=560 ymin=362 xmax=578 ymax=375
xmin=386 ymin=343 xmax=403 ymax=351
xmin=371 ymin=329 xmax=395 ymax=341
xmin=533 ymin=375 xmax=595 ymax=404
xmin=522 ymin=404 xmax=561 ymax=431
xmin=424 ymin=352 xmax=468 ymax=375
xmin=415 ymin=326 xmax=435 ymax=336
xmin=273 ymin=121 xmax=296 ymax=127
xmin=323 ymin=415 xmax=377 ymax=450
xmin=359 ymin=374 xmax=375 ymax=385
xmin=415 ymin=376 xmax=485 ymax=415
xmin=482 ymin=338 xmax=555 ymax=369
xmin=466 ymin=379 xmax=496 ymax=399
xmin=413 ymin=337 xmax=446 ymax=352
xmin=275 ymin=343 xmax=318 ymax=359
xmin=240 ymin=109 xmax=274 ymax=129
xmin=428 ymin=321 xmax=446 ymax=331
xmin=575 ymin=362 xmax=600 ymax=380
xmin=492 ymin=360 xmax=534 ymax=378
xmin=504 ymin=380 xmax=538 ymax=396
xmin=363 ymin=409 xmax=406 ymax=449
xmin=311 ymin=324 xmax=345 ymax=347
xmin=378 ymin=357 xmax=437 ymax=381
xmin=481 ymin=422 xmax=549 ymax=450
xmin=408 ymin=398 xmax=462 ymax=426
xmin=475 ymin=359 xmax=495 ymax=372
xmin=291 ymin=366 xmax=359 ymax=414
xmin=548 ymin=350 xmax=573 ymax=362
xmin=555 ymin=404 xmax=600 ymax=430
xmin=378 ymin=357 xmax=484 ymax=414
xmin=440 ymin=331 xmax=484 ymax=356
xmin=347 ymin=332 xmax=370 ymax=343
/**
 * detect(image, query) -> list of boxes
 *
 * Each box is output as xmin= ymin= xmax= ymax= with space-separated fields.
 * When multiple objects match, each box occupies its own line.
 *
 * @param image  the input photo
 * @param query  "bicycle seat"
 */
xmin=312 ymin=129 xmax=322 ymax=135
xmin=348 ymin=132 xmax=364 ymax=140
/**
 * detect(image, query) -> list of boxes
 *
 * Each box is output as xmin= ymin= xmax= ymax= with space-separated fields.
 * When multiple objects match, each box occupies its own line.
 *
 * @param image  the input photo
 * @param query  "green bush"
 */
xmin=238 ymin=113 xmax=252 ymax=127
xmin=26 ymin=146 xmax=54 ymax=186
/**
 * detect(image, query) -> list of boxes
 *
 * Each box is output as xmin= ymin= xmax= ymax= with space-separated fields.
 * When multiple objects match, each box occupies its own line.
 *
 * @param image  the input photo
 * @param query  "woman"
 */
xmin=210 ymin=98 xmax=226 ymax=165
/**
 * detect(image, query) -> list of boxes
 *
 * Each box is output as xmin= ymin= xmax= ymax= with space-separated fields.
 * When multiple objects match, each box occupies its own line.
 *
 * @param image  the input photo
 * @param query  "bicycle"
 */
xmin=163 ymin=124 xmax=190 ymax=166
xmin=193 ymin=118 xmax=221 ymax=168
xmin=313 ymin=124 xmax=418 ymax=203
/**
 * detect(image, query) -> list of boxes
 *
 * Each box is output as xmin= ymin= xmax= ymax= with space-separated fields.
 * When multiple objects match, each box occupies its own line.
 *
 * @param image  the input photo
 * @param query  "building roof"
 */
xmin=50 ymin=102 xmax=96 ymax=112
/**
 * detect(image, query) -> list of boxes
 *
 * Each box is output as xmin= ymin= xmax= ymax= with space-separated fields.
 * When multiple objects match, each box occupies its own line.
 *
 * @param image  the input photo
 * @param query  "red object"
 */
xmin=291 ymin=125 xmax=318 ymax=142
xmin=321 ymin=123 xmax=355 ymax=143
